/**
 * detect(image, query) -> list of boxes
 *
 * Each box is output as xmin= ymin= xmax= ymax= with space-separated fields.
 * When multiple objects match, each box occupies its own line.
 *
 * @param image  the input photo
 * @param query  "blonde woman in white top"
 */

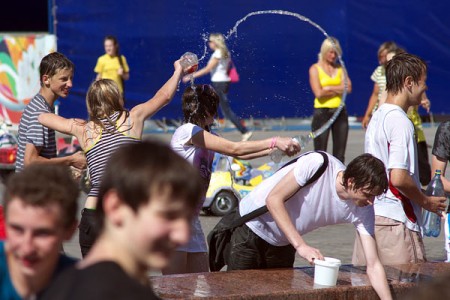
xmin=184 ymin=33 xmax=253 ymax=141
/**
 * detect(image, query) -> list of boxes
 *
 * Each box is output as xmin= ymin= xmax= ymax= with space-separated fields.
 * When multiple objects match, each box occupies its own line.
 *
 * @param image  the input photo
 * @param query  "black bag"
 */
xmin=207 ymin=151 xmax=329 ymax=271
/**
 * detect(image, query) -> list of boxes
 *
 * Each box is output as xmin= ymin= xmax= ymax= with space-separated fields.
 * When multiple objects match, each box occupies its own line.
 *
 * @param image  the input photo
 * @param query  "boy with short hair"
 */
xmin=41 ymin=140 xmax=204 ymax=300
xmin=0 ymin=164 xmax=79 ymax=299
xmin=353 ymin=53 xmax=447 ymax=267
xmin=227 ymin=152 xmax=392 ymax=300
xmin=15 ymin=52 xmax=86 ymax=172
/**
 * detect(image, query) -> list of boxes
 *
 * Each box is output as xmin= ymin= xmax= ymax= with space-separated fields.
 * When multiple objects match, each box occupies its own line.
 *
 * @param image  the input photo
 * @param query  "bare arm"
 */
xmin=420 ymin=92 xmax=430 ymax=113
xmin=431 ymin=155 xmax=450 ymax=192
xmin=39 ymin=113 xmax=84 ymax=139
xmin=362 ymin=83 xmax=380 ymax=129
xmin=390 ymin=168 xmax=447 ymax=215
xmin=309 ymin=65 xmax=346 ymax=99
xmin=190 ymin=130 xmax=301 ymax=160
xmin=266 ymin=170 xmax=324 ymax=264
xmin=23 ymin=143 xmax=86 ymax=169
xmin=360 ymin=233 xmax=392 ymax=300
xmin=131 ymin=60 xmax=183 ymax=125
xmin=37 ymin=113 xmax=87 ymax=169
xmin=95 ymin=73 xmax=101 ymax=81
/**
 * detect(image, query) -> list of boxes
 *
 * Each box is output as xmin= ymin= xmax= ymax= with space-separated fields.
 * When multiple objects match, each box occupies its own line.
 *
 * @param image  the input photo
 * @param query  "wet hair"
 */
xmin=95 ymin=140 xmax=204 ymax=232
xmin=39 ymin=52 xmax=74 ymax=86
xmin=182 ymin=84 xmax=219 ymax=128
xmin=385 ymin=53 xmax=427 ymax=95
xmin=3 ymin=164 xmax=79 ymax=228
xmin=343 ymin=153 xmax=388 ymax=196
xmin=86 ymin=79 xmax=129 ymax=131
xmin=209 ymin=33 xmax=229 ymax=59
xmin=318 ymin=37 xmax=342 ymax=63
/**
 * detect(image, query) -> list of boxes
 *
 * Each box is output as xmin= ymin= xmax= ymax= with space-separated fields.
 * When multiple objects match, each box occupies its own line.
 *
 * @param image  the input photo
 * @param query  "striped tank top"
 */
xmin=85 ymin=111 xmax=140 ymax=197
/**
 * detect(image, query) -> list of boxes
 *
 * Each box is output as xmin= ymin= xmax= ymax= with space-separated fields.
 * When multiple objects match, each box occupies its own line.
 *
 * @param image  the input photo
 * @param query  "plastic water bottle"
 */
xmin=422 ymin=170 xmax=445 ymax=237
xmin=269 ymin=133 xmax=313 ymax=163
xmin=180 ymin=52 xmax=198 ymax=74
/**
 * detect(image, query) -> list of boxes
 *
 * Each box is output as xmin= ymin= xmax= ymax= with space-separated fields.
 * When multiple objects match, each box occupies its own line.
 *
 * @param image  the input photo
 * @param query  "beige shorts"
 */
xmin=352 ymin=215 xmax=426 ymax=266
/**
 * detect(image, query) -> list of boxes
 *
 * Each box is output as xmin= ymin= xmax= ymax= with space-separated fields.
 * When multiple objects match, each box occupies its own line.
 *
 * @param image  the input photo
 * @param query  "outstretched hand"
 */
xmin=275 ymin=137 xmax=301 ymax=156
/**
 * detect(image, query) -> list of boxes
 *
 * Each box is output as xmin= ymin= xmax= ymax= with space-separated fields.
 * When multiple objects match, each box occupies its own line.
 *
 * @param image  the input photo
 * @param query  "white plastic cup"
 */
xmin=313 ymin=257 xmax=341 ymax=286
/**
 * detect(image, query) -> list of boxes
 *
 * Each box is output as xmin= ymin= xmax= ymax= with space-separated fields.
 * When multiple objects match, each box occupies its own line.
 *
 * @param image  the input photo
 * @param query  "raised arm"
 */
xmin=266 ymin=170 xmax=324 ymax=264
xmin=191 ymin=130 xmax=301 ymax=160
xmin=359 ymin=233 xmax=392 ymax=300
xmin=131 ymin=59 xmax=184 ymax=124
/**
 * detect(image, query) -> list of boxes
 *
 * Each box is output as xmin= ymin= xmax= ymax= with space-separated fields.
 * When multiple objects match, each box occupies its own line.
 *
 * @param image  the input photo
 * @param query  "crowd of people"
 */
xmin=0 ymin=34 xmax=448 ymax=300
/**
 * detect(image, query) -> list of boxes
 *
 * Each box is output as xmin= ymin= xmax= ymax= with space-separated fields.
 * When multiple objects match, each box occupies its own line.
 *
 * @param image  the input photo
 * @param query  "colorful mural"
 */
xmin=0 ymin=34 xmax=56 ymax=124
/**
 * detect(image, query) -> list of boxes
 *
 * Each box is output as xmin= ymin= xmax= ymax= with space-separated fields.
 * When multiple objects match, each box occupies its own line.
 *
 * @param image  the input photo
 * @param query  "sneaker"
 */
xmin=241 ymin=131 xmax=253 ymax=141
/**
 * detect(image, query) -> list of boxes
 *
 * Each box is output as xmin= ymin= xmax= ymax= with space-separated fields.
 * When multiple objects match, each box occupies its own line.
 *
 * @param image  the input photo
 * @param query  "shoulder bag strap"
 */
xmin=230 ymin=151 xmax=329 ymax=228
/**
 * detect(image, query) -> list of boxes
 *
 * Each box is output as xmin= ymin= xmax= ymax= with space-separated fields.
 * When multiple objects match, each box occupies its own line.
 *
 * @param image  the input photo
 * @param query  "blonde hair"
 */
xmin=318 ymin=37 xmax=342 ymax=63
xmin=209 ymin=33 xmax=229 ymax=59
xmin=86 ymin=79 xmax=129 ymax=132
xmin=377 ymin=41 xmax=398 ymax=58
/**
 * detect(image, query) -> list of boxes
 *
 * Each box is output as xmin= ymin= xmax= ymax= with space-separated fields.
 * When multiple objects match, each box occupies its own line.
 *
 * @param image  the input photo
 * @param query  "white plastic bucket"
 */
xmin=313 ymin=257 xmax=341 ymax=286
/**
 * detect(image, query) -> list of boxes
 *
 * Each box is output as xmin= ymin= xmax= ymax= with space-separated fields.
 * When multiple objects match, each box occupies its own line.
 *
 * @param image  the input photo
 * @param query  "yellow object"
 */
xmin=314 ymin=66 xmax=343 ymax=109
xmin=407 ymin=107 xmax=426 ymax=143
xmin=94 ymin=54 xmax=130 ymax=93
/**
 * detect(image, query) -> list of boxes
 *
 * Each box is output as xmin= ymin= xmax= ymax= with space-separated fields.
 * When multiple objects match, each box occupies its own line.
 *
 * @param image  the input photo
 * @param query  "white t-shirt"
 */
xmin=240 ymin=152 xmax=375 ymax=246
xmin=171 ymin=123 xmax=215 ymax=252
xmin=365 ymin=103 xmax=422 ymax=232
xmin=210 ymin=49 xmax=230 ymax=82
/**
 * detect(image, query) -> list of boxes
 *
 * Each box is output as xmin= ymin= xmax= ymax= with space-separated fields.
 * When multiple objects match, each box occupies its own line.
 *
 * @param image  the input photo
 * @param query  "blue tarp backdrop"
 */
xmin=55 ymin=1 xmax=450 ymax=120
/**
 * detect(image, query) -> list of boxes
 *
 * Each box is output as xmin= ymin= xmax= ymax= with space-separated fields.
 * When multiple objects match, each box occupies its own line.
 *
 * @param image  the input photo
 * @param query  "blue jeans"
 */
xmin=227 ymin=224 xmax=296 ymax=270
xmin=212 ymin=82 xmax=248 ymax=134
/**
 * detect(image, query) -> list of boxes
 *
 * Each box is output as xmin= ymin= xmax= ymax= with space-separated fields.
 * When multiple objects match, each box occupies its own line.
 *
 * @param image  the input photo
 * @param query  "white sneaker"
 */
xmin=241 ymin=131 xmax=253 ymax=141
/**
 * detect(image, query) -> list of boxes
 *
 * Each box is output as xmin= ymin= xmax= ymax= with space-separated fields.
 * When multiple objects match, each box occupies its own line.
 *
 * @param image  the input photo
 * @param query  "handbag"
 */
xmin=228 ymin=60 xmax=240 ymax=83
xmin=207 ymin=151 xmax=329 ymax=271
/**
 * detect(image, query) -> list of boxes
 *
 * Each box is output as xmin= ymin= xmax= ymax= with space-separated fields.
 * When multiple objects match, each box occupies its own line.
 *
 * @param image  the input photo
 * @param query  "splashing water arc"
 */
xmin=201 ymin=10 xmax=350 ymax=147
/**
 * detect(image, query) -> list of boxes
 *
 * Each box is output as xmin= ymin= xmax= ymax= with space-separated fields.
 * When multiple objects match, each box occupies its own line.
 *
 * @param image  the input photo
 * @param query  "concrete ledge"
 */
xmin=152 ymin=262 xmax=450 ymax=299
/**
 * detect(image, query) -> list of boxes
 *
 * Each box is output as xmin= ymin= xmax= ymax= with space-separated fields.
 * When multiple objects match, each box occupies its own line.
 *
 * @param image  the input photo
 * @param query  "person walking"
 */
xmin=184 ymin=33 xmax=253 ymax=141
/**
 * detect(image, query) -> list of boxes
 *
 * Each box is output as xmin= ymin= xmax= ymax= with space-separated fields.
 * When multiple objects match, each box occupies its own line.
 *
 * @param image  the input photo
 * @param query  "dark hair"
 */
xmin=3 ymin=165 xmax=79 ymax=228
xmin=343 ymin=153 xmax=388 ymax=195
xmin=182 ymin=84 xmax=219 ymax=128
xmin=385 ymin=53 xmax=427 ymax=95
xmin=39 ymin=52 xmax=74 ymax=86
xmin=96 ymin=140 xmax=204 ymax=232
xmin=104 ymin=35 xmax=120 ymax=56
